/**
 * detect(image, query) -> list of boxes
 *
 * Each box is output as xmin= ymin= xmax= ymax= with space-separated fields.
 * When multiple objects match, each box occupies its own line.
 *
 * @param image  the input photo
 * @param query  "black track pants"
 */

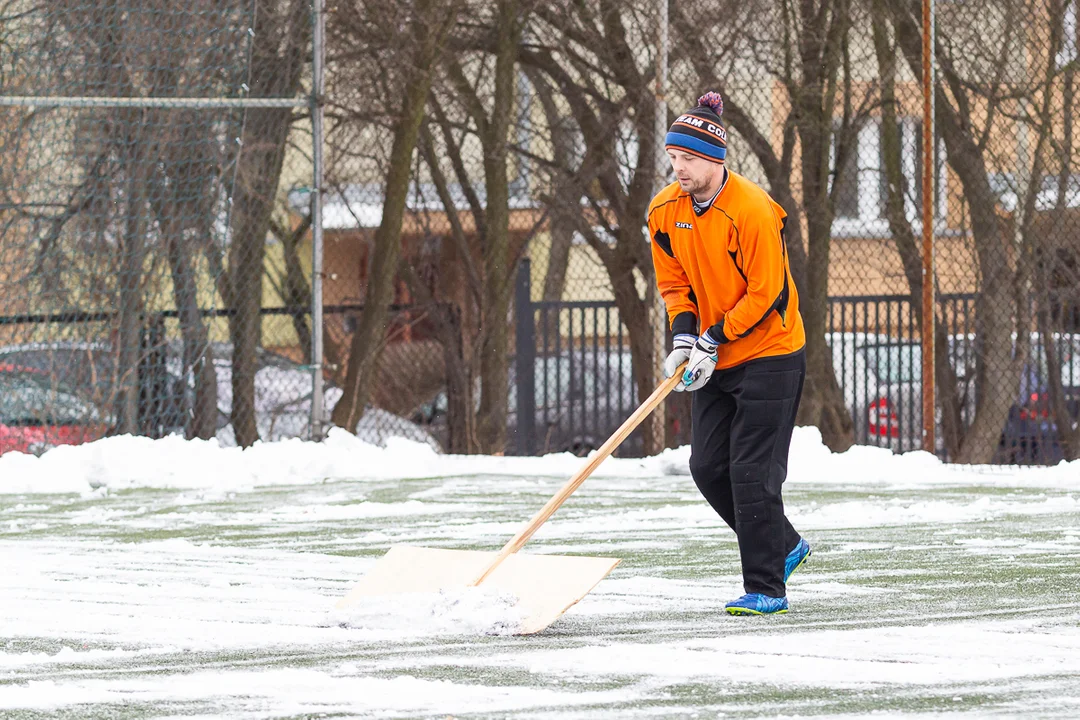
xmin=689 ymin=350 xmax=805 ymax=598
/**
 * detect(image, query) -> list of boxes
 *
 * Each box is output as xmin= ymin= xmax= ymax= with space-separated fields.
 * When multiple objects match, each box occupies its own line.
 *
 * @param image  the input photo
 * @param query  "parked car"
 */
xmin=851 ymin=340 xmax=923 ymax=450
xmin=516 ymin=350 xmax=639 ymax=455
xmin=994 ymin=338 xmax=1080 ymax=464
xmin=194 ymin=344 xmax=441 ymax=450
xmin=0 ymin=341 xmax=120 ymax=416
xmin=0 ymin=364 xmax=111 ymax=456
xmin=827 ymin=332 xmax=1080 ymax=461
xmin=0 ymin=341 xmax=441 ymax=451
xmin=848 ymin=339 xmax=976 ymax=453
xmin=826 ymin=333 xmax=952 ymax=453
xmin=414 ymin=350 xmax=639 ymax=456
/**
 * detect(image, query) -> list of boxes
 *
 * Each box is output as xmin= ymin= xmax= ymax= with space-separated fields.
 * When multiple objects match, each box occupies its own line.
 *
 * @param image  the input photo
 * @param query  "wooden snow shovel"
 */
xmin=336 ymin=368 xmax=685 ymax=634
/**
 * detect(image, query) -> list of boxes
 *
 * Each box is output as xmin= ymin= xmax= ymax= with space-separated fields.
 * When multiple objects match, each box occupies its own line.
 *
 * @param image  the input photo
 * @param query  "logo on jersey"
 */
xmin=675 ymin=221 xmax=693 ymax=230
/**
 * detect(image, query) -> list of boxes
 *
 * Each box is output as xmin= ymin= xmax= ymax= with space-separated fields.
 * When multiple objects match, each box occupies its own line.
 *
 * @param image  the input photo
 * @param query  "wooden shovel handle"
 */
xmin=470 ymin=366 xmax=685 ymax=586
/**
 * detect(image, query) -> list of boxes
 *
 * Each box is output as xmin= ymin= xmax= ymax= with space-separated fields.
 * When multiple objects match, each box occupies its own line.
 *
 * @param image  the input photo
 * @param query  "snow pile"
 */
xmin=327 ymin=587 xmax=527 ymax=637
xmin=654 ymin=426 xmax=1080 ymax=490
xmin=1 ymin=425 xmax=1077 ymax=495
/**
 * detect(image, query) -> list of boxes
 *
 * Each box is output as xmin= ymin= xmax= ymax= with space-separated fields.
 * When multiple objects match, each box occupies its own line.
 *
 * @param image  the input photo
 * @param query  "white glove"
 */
xmin=682 ymin=330 xmax=720 ymax=391
xmin=664 ymin=334 xmax=696 ymax=392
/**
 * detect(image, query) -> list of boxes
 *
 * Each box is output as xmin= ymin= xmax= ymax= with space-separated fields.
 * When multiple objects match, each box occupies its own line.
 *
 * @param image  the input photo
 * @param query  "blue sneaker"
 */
xmin=725 ymin=593 xmax=788 ymax=616
xmin=784 ymin=538 xmax=811 ymax=583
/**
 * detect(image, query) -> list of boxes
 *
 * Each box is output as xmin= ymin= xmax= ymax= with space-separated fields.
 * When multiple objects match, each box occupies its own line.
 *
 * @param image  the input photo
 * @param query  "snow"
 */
xmin=1 ymin=426 xmax=1078 ymax=717
xmin=2 ymin=425 xmax=1077 ymax=496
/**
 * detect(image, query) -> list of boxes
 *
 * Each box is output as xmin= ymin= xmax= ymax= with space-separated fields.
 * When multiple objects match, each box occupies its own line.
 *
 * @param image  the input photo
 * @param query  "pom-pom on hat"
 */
xmin=665 ymin=91 xmax=728 ymax=163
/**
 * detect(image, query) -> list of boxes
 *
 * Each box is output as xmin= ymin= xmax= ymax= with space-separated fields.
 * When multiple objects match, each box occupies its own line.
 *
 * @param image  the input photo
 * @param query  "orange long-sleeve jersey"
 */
xmin=648 ymin=171 xmax=805 ymax=370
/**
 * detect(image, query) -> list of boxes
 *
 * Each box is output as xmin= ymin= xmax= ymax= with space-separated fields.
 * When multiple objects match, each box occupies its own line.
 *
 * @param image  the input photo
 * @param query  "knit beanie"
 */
xmin=665 ymin=91 xmax=727 ymax=163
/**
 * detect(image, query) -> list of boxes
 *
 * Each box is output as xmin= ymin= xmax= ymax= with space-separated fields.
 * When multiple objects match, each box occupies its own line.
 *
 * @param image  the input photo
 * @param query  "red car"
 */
xmin=0 ymin=364 xmax=110 ymax=456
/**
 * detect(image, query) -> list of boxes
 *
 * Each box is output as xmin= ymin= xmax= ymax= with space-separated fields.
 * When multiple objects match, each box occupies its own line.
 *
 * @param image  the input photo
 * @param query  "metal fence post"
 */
xmin=921 ymin=0 xmax=936 ymax=454
xmin=515 ymin=259 xmax=536 ymax=456
xmin=652 ymin=0 xmax=671 ymax=453
xmin=310 ymin=0 xmax=327 ymax=441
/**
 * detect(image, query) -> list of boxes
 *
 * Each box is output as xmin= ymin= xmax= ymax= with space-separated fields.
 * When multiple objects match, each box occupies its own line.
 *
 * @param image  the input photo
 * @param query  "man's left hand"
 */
xmin=682 ymin=331 xmax=720 ymax=391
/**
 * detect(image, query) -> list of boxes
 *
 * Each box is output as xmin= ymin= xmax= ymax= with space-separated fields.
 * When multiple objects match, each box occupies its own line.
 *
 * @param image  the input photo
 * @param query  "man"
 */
xmin=648 ymin=91 xmax=811 ymax=616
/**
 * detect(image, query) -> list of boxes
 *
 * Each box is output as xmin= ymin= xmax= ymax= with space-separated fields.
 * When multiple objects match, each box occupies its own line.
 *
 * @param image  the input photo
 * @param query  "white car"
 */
xmin=165 ymin=345 xmax=443 ymax=451
xmin=0 ymin=341 xmax=441 ymax=451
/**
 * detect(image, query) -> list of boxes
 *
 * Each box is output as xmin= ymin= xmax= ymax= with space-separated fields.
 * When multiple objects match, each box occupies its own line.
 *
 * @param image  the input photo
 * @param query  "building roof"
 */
xmin=288 ymin=182 xmax=539 ymax=230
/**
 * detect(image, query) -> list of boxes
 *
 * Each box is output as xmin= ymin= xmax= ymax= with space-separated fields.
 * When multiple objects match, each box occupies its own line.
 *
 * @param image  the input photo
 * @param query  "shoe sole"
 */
xmin=784 ymin=547 xmax=812 ymax=583
xmin=725 ymin=607 xmax=788 ymax=616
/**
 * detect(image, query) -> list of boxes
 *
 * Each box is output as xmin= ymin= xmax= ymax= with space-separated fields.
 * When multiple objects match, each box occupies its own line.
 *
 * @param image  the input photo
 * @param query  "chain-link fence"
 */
xmin=2 ymin=0 xmax=1077 ymax=464
xmin=0 ymin=1 xmax=333 ymax=451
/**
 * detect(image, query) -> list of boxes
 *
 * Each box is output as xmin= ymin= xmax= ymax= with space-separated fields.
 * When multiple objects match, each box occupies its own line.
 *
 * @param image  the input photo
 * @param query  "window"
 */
xmin=1059 ymin=0 xmax=1077 ymax=69
xmin=0 ymin=373 xmax=99 ymax=425
xmin=510 ymin=70 xmax=532 ymax=201
xmin=831 ymin=119 xmax=946 ymax=236
xmin=832 ymin=127 xmax=861 ymax=220
xmin=905 ymin=120 xmax=947 ymax=222
xmin=859 ymin=343 xmax=920 ymax=384
xmin=832 ymin=121 xmax=885 ymax=223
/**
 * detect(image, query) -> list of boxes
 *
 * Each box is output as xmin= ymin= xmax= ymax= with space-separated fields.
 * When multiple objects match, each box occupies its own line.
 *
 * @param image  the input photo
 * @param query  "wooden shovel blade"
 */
xmin=336 ymin=545 xmax=620 ymax=635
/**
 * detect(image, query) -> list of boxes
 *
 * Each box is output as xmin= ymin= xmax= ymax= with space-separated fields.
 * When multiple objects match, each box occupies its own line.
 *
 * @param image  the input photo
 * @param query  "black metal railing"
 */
xmin=0 ymin=302 xmax=454 ymax=444
xmin=514 ymin=260 xmax=638 ymax=457
xmin=514 ymin=260 xmax=1079 ymax=464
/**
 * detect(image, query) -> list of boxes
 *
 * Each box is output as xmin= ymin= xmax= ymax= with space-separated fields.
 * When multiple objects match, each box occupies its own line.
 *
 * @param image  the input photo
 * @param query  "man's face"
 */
xmin=667 ymin=150 xmax=721 ymax=196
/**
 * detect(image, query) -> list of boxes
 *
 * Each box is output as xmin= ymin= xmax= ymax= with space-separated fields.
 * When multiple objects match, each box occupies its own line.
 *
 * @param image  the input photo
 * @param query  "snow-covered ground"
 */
xmin=2 ymin=427 xmax=1079 ymax=718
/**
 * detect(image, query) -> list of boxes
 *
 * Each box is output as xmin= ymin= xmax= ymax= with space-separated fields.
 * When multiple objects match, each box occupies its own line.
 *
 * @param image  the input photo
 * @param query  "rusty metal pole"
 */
xmin=651 ymin=0 xmax=670 ymax=454
xmin=921 ymin=0 xmax=936 ymax=453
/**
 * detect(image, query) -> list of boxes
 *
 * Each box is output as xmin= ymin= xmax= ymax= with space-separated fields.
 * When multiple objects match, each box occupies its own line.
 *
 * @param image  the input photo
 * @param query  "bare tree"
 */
xmin=780 ymin=0 xmax=863 ymax=451
xmin=266 ymin=212 xmax=314 ymax=360
xmin=431 ymin=0 xmax=526 ymax=453
xmin=527 ymin=69 xmax=584 ymax=308
xmin=221 ymin=0 xmax=311 ymax=446
xmin=19 ymin=1 xmax=243 ymax=438
xmin=329 ymin=0 xmax=461 ymax=432
xmin=884 ymin=0 xmax=1071 ymax=462
xmin=669 ymin=0 xmax=865 ymax=451
xmin=1036 ymin=0 xmax=1080 ymax=461
xmin=870 ymin=1 xmax=966 ymax=457
xmin=518 ymin=0 xmax=668 ymax=453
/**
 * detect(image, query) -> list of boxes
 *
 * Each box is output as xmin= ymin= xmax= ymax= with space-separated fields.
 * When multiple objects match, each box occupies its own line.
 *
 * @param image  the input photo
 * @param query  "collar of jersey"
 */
xmin=690 ymin=168 xmax=729 ymax=216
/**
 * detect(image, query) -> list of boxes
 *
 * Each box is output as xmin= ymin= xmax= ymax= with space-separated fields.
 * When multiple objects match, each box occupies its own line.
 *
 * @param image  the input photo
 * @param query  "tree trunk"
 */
xmin=622 ymin=96 xmax=663 ymax=455
xmin=142 ymin=125 xmax=221 ymax=441
xmin=227 ymin=0 xmax=310 ymax=447
xmin=440 ymin=304 xmax=473 ymax=454
xmin=609 ymin=255 xmax=657 ymax=453
xmin=331 ymin=84 xmax=427 ymax=431
xmin=790 ymin=0 xmax=857 ymax=452
xmin=1039 ymin=300 xmax=1080 ymax=461
xmin=229 ymin=105 xmax=293 ymax=445
xmin=792 ymin=86 xmax=855 ymax=450
xmin=952 ymin=153 xmax=1021 ymax=463
xmin=116 ymin=153 xmax=147 ymax=435
xmin=870 ymin=7 xmax=965 ymax=457
xmin=156 ymin=203 xmax=219 ymax=440
xmin=474 ymin=0 xmax=521 ymax=454
xmin=331 ymin=0 xmax=459 ymax=431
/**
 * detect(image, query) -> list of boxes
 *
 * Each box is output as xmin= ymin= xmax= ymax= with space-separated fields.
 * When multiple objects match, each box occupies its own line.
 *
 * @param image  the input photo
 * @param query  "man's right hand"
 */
xmin=664 ymin=334 xmax=696 ymax=392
